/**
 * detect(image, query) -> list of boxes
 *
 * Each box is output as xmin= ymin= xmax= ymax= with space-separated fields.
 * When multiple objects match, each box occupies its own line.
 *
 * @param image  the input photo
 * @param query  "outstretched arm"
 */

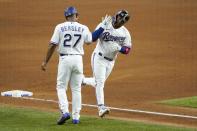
xmin=92 ymin=27 xmax=104 ymax=42
xmin=41 ymin=43 xmax=57 ymax=71
xmin=92 ymin=15 xmax=112 ymax=42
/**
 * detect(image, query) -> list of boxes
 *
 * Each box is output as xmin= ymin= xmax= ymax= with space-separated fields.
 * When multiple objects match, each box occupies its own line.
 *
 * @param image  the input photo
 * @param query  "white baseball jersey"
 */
xmin=51 ymin=21 xmax=92 ymax=120
xmin=50 ymin=22 xmax=92 ymax=55
xmin=83 ymin=23 xmax=132 ymax=106
xmin=94 ymin=23 xmax=132 ymax=60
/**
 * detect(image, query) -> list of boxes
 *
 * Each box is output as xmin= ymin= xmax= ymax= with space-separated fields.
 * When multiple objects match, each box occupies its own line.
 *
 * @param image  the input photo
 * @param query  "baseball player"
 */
xmin=41 ymin=6 xmax=112 ymax=124
xmin=83 ymin=10 xmax=132 ymax=117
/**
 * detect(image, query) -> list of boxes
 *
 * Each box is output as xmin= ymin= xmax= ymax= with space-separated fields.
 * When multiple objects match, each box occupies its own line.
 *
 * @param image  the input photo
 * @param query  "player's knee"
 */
xmin=70 ymin=82 xmax=81 ymax=89
xmin=96 ymin=80 xmax=105 ymax=88
xmin=56 ymin=82 xmax=66 ymax=89
xmin=71 ymin=86 xmax=81 ymax=93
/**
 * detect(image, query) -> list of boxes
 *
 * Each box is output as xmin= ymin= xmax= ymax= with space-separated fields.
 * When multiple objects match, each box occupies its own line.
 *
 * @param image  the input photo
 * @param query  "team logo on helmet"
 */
xmin=64 ymin=6 xmax=78 ymax=17
xmin=113 ymin=10 xmax=130 ymax=26
xmin=116 ymin=10 xmax=130 ymax=23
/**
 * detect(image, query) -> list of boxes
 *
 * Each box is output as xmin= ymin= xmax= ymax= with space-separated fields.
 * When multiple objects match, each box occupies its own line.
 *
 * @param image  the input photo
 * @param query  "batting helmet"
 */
xmin=64 ymin=6 xmax=78 ymax=17
xmin=113 ymin=10 xmax=130 ymax=25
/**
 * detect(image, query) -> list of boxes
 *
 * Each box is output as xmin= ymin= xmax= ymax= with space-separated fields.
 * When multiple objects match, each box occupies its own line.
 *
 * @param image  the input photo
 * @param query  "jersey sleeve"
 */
xmin=124 ymin=28 xmax=132 ymax=48
xmin=84 ymin=26 xmax=92 ymax=43
xmin=50 ymin=25 xmax=60 ymax=45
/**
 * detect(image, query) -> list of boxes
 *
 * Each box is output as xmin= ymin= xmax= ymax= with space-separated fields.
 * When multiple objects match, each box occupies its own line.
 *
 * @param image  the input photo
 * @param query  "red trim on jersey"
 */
xmin=120 ymin=46 xmax=131 ymax=54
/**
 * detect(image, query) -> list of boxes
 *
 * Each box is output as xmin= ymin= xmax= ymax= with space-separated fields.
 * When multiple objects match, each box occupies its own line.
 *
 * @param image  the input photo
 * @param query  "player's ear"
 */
xmin=65 ymin=16 xmax=68 ymax=20
xmin=75 ymin=14 xmax=79 ymax=20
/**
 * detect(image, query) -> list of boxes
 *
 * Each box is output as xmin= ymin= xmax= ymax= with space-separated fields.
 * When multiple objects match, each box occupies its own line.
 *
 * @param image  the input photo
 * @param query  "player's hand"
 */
xmin=41 ymin=61 xmax=47 ymax=71
xmin=101 ymin=15 xmax=112 ymax=29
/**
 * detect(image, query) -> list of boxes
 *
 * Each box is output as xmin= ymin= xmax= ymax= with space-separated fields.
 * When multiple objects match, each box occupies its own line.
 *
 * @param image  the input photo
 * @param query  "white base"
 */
xmin=1 ymin=90 xmax=33 ymax=97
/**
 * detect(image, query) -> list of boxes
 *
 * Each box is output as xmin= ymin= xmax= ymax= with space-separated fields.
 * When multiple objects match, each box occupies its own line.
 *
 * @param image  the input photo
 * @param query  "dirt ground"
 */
xmin=0 ymin=0 xmax=197 ymax=128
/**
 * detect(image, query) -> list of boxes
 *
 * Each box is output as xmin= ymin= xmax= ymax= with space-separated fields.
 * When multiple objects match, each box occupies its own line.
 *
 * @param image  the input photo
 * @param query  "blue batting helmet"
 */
xmin=64 ymin=6 xmax=78 ymax=17
xmin=112 ymin=10 xmax=130 ymax=25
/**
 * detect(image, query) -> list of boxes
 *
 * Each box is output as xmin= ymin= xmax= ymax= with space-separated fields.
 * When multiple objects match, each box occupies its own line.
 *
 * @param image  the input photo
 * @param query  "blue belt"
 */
xmin=98 ymin=52 xmax=113 ymax=61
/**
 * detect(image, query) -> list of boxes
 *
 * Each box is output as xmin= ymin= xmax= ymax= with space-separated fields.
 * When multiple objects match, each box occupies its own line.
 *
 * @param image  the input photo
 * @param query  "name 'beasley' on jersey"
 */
xmin=95 ymin=21 xmax=131 ymax=60
xmin=51 ymin=22 xmax=91 ymax=55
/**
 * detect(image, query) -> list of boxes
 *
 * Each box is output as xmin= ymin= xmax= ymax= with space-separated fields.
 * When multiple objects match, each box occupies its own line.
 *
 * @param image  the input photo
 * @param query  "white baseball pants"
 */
xmin=56 ymin=55 xmax=83 ymax=120
xmin=84 ymin=52 xmax=115 ymax=105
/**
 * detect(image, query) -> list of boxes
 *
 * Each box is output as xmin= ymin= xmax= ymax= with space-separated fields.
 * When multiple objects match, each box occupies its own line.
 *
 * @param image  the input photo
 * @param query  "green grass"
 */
xmin=160 ymin=96 xmax=197 ymax=108
xmin=0 ymin=105 xmax=196 ymax=131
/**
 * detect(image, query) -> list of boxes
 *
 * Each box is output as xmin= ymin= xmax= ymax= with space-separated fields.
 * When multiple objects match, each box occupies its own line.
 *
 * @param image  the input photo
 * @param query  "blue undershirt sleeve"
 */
xmin=92 ymin=27 xmax=104 ymax=42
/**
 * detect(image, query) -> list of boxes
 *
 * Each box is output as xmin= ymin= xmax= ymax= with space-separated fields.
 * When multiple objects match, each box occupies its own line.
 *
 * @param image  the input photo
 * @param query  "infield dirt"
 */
xmin=0 ymin=0 xmax=197 ymax=128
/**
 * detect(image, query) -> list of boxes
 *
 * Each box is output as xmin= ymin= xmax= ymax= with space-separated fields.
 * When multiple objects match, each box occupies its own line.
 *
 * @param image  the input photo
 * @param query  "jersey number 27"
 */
xmin=63 ymin=34 xmax=81 ymax=47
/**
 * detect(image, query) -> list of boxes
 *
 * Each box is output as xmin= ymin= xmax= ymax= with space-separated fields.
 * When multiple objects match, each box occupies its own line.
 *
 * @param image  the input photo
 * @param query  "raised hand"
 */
xmin=101 ymin=14 xmax=112 ymax=29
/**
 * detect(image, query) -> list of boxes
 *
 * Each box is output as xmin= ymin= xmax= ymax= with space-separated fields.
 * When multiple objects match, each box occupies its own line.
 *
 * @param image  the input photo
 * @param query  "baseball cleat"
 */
xmin=57 ymin=113 xmax=71 ymax=125
xmin=72 ymin=119 xmax=80 ymax=124
xmin=98 ymin=105 xmax=110 ymax=118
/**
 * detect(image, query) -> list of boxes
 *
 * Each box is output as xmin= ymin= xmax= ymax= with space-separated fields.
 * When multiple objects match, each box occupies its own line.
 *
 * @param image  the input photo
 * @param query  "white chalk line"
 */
xmin=21 ymin=97 xmax=197 ymax=120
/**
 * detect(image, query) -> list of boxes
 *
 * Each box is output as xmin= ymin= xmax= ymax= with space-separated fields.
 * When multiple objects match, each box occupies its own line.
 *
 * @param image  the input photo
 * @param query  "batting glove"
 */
xmin=100 ymin=15 xmax=112 ymax=29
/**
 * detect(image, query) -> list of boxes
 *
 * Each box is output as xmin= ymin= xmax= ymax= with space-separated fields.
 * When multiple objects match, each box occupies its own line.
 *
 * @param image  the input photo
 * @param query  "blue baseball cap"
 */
xmin=64 ymin=6 xmax=78 ymax=17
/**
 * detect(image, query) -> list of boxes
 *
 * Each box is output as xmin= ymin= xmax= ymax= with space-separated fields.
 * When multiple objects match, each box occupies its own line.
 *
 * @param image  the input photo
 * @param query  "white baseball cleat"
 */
xmin=98 ymin=105 xmax=110 ymax=118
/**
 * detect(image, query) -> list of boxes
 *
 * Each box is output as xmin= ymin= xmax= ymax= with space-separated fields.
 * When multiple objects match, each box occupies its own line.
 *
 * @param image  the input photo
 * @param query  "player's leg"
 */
xmin=96 ymin=61 xmax=115 ymax=117
xmin=82 ymin=53 xmax=96 ymax=87
xmin=92 ymin=54 xmax=106 ymax=105
xmin=105 ymin=61 xmax=115 ymax=81
xmin=82 ymin=76 xmax=96 ymax=87
xmin=92 ymin=54 xmax=110 ymax=117
xmin=56 ymin=56 xmax=71 ymax=125
xmin=70 ymin=55 xmax=83 ymax=124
